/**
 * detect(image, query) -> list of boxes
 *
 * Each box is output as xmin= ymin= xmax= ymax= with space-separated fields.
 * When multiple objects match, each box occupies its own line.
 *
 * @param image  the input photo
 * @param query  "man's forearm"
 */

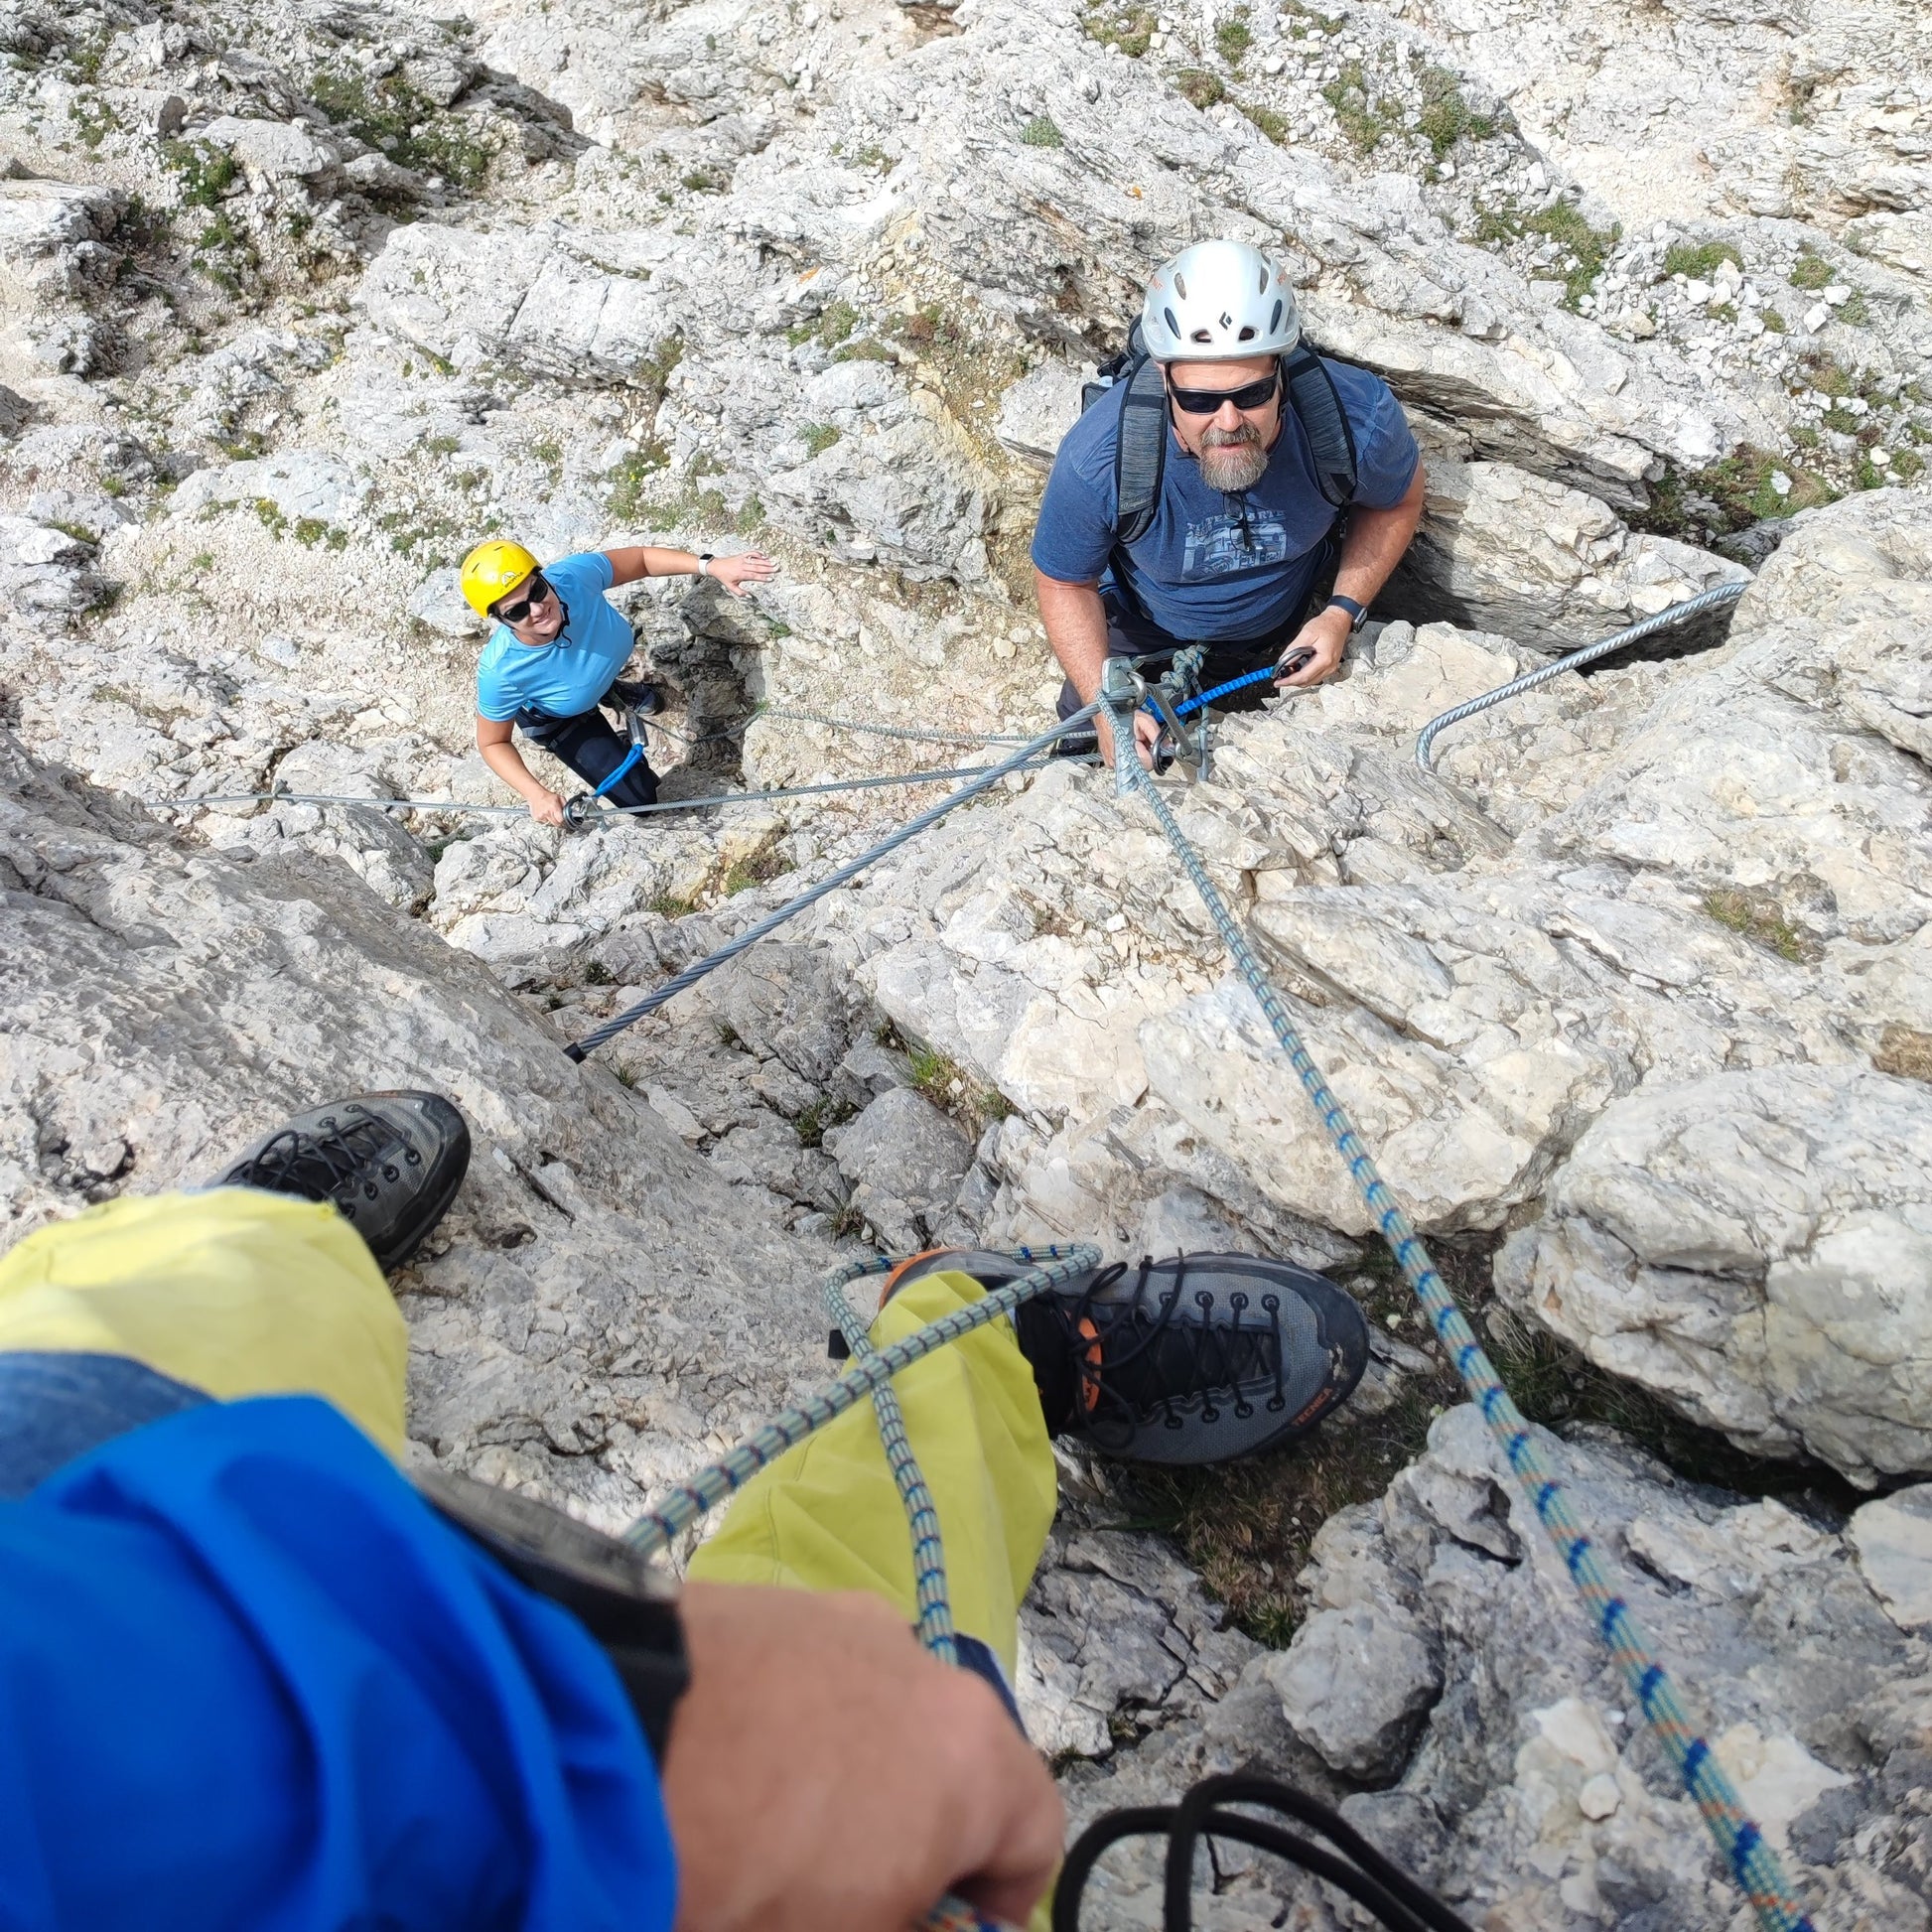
xmin=1034 ymin=571 xmax=1112 ymax=702
xmin=1332 ymin=463 xmax=1427 ymax=610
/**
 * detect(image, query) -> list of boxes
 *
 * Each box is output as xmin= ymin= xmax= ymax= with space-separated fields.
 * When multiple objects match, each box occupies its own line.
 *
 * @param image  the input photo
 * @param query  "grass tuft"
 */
xmin=1021 ymin=114 xmax=1065 ymax=148
xmin=1176 ymin=69 xmax=1226 ymax=110
xmin=1704 ymin=887 xmax=1823 ymax=963
xmin=1664 ymin=240 xmax=1743 ymax=281
xmin=1790 ymin=251 xmax=1833 ymax=291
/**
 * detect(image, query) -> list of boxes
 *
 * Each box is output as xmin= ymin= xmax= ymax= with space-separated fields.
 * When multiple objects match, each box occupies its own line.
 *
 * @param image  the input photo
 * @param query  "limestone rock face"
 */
xmin=1 ymin=0 xmax=1930 ymax=1917
xmin=1264 ymin=1599 xmax=1443 ymax=1780
xmin=826 ymin=1086 xmax=972 ymax=1250
xmin=1394 ymin=457 xmax=1750 ymax=652
xmin=1496 ymin=1064 xmax=1932 ymax=1485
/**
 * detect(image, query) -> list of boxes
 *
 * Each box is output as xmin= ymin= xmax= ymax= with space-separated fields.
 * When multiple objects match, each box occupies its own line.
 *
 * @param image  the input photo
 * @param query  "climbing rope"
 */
xmin=1115 ymin=746 xmax=1815 ymax=1932
xmin=1414 ymin=579 xmax=1748 ymax=773
xmin=563 ymin=703 xmax=1102 ymax=1060
xmin=825 ymin=1257 xmax=959 ymax=1663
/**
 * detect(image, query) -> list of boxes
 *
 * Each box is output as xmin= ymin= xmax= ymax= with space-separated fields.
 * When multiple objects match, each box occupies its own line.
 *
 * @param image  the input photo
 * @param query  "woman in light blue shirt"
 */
xmin=463 ymin=539 xmax=775 ymax=825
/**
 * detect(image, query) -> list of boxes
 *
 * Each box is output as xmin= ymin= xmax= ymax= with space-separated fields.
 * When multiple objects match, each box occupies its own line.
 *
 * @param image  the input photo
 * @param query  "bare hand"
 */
xmin=664 ymin=1582 xmax=1062 ymax=1932
xmin=709 ymin=551 xmax=778 ymax=598
xmin=1275 ymin=605 xmax=1353 ymax=689
xmin=527 ymin=788 xmax=566 ymax=827
xmin=1094 ymin=705 xmax=1162 ymax=770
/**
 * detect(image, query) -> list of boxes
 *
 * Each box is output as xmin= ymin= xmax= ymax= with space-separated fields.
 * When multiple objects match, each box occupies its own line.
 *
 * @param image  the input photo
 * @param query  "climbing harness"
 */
xmin=1414 ymin=579 xmax=1749 ymax=773
xmin=562 ymin=702 xmax=1103 ymax=1059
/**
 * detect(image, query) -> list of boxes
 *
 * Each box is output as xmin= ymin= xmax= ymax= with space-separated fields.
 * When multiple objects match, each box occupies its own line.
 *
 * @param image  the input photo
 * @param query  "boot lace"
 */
xmin=228 ymin=1106 xmax=409 ymax=1202
xmin=1071 ymin=1257 xmax=1287 ymax=1446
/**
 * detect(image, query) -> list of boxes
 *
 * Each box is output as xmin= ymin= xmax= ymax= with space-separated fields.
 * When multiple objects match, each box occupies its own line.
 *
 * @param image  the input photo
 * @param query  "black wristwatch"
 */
xmin=1324 ymin=593 xmax=1368 ymax=630
xmin=416 ymin=1463 xmax=690 ymax=1761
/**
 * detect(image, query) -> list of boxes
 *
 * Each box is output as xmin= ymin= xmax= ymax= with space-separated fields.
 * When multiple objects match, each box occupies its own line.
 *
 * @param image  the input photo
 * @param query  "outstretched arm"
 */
xmin=1276 ymin=457 xmax=1427 ymax=688
xmin=604 ymin=546 xmax=778 ymax=599
xmin=2 ymin=1398 xmax=1062 ymax=1932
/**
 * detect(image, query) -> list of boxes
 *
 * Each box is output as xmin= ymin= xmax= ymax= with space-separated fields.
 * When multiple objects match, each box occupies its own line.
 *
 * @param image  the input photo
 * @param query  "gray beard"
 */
xmin=1198 ymin=435 xmax=1269 ymax=493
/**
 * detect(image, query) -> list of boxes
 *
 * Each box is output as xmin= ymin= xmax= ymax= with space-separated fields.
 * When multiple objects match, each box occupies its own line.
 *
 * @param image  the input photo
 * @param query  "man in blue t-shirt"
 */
xmin=463 ymin=538 xmax=776 ymax=825
xmin=1033 ymin=239 xmax=1426 ymax=766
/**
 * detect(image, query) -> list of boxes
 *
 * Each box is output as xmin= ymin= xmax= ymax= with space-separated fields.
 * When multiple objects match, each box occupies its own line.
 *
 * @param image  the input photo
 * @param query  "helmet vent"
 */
xmin=1190 ymin=328 xmax=1212 ymax=343
xmin=1165 ymin=306 xmax=1181 ymax=338
xmin=1269 ymin=299 xmax=1283 ymax=334
xmin=1238 ymin=325 xmax=1256 ymax=340
xmin=1173 ymin=272 xmax=1188 ymax=300
xmin=1257 ymin=263 xmax=1269 ymax=293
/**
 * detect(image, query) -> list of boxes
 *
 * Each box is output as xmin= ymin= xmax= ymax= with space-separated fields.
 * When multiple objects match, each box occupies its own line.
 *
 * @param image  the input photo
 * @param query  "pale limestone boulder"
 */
xmin=1396 ymin=458 xmax=1749 ymax=653
xmin=170 ymin=450 xmax=368 ymax=528
xmin=1265 ymin=1600 xmax=1443 ymax=1779
xmin=1496 ymin=1064 xmax=1932 ymax=1483
xmin=825 ymin=1085 xmax=973 ymax=1251
xmin=358 ymin=222 xmax=677 ymax=382
xmin=1851 ymin=1487 xmax=1932 ymax=1632
xmin=199 ymin=114 xmax=344 ymax=183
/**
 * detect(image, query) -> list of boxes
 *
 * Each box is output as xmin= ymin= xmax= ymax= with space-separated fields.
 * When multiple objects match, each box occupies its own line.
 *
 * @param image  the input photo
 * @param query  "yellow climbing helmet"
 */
xmin=460 ymin=539 xmax=541 ymax=619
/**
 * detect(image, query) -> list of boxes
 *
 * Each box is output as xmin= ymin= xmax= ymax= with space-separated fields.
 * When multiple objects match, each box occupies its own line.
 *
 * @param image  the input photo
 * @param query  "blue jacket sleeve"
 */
xmin=0 ymin=1395 xmax=676 ymax=1932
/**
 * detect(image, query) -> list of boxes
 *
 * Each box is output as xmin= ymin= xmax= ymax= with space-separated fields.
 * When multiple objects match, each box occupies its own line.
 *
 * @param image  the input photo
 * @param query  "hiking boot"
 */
xmin=608 ymin=679 xmax=662 ymax=717
xmin=215 ymin=1092 xmax=471 ymax=1271
xmin=882 ymin=1248 xmax=1367 ymax=1465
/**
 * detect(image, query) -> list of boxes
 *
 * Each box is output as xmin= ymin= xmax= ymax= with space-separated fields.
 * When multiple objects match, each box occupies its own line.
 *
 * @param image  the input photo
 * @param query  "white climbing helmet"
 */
xmin=1139 ymin=239 xmax=1302 ymax=362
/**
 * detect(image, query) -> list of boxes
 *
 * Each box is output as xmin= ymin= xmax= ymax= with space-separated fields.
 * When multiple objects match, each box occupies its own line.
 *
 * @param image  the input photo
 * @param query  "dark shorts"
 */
xmin=515 ymin=684 xmax=658 ymax=809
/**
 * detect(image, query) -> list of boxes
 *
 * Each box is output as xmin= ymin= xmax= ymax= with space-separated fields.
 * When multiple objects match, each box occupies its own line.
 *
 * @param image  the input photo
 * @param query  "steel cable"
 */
xmin=563 ymin=702 xmax=1101 ymax=1060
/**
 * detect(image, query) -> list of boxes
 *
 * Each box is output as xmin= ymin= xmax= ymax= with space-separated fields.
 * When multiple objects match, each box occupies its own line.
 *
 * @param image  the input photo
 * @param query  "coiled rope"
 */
xmin=1115 ymin=747 xmax=1815 ymax=1932
xmin=1414 ymin=579 xmax=1748 ymax=772
xmin=563 ymin=703 xmax=1101 ymax=1060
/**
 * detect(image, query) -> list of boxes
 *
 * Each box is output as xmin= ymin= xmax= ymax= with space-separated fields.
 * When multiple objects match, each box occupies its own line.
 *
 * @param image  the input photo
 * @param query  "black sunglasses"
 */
xmin=1166 ymin=368 xmax=1281 ymax=417
xmin=492 ymin=572 xmax=554 ymax=624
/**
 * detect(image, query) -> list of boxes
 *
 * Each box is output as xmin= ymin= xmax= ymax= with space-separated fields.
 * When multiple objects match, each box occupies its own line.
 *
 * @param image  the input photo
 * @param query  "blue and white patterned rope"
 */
xmin=1118 ymin=752 xmax=1816 ymax=1932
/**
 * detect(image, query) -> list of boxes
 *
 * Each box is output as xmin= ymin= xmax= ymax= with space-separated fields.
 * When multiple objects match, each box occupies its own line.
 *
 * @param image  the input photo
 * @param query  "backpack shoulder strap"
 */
xmin=1284 ymin=346 xmax=1358 ymax=510
xmin=1113 ymin=341 xmax=1169 ymax=546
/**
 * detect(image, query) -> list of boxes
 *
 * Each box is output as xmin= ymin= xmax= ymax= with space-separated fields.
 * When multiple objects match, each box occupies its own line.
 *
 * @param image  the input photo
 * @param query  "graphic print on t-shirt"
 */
xmin=1182 ymin=506 xmax=1291 ymax=581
